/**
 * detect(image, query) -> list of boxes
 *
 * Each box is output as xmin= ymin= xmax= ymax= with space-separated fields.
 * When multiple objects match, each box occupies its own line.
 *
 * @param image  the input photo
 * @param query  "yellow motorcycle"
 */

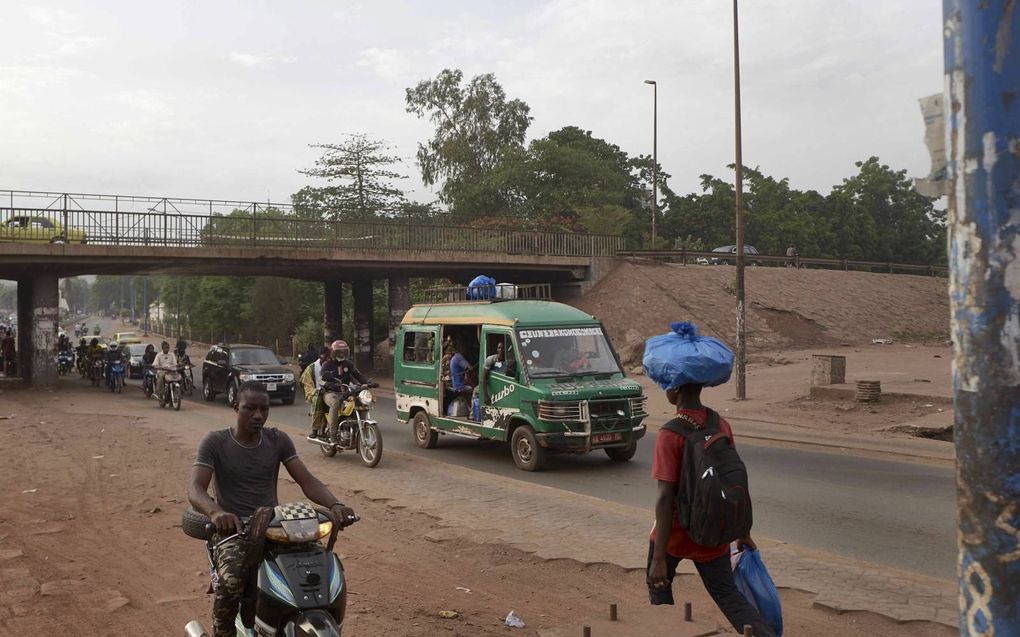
xmin=309 ymin=382 xmax=382 ymax=468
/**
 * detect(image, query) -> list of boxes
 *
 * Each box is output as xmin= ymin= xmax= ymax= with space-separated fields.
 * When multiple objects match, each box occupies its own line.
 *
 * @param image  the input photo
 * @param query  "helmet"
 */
xmin=109 ymin=342 xmax=120 ymax=351
xmin=330 ymin=340 xmax=351 ymax=360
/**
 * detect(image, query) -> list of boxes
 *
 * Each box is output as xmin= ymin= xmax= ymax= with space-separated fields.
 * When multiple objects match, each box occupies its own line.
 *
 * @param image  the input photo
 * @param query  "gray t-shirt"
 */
xmin=194 ymin=427 xmax=299 ymax=518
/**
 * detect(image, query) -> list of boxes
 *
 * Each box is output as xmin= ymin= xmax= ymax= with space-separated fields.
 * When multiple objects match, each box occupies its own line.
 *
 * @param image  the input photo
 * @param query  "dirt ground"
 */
xmin=634 ymin=343 xmax=954 ymax=442
xmin=577 ymin=260 xmax=950 ymax=365
xmin=0 ymin=386 xmax=955 ymax=636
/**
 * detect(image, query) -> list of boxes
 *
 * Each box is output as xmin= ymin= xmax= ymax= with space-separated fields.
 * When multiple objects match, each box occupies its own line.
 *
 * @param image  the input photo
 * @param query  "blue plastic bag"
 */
xmin=467 ymin=275 xmax=496 ymax=300
xmin=642 ymin=322 xmax=734 ymax=389
xmin=732 ymin=549 xmax=783 ymax=637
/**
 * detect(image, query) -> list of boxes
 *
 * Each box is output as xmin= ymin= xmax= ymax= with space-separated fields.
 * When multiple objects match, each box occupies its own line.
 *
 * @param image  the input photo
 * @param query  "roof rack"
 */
xmin=419 ymin=283 xmax=552 ymax=304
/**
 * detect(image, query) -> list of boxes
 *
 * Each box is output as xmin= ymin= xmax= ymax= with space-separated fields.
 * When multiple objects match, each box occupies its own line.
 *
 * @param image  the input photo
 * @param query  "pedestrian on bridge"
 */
xmin=643 ymin=322 xmax=775 ymax=637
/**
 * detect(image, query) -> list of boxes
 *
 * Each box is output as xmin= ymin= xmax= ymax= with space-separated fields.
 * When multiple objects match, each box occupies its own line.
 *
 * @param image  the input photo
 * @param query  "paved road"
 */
xmin=251 ymin=393 xmax=955 ymax=580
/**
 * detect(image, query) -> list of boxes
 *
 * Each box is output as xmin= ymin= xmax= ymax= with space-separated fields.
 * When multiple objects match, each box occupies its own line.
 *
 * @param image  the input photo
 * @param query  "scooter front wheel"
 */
xmin=170 ymin=385 xmax=181 ymax=411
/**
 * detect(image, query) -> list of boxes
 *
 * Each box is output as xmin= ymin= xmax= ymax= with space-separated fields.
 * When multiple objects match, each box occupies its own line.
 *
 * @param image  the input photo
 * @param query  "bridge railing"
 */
xmin=617 ymin=248 xmax=949 ymax=276
xmin=0 ymin=207 xmax=625 ymax=257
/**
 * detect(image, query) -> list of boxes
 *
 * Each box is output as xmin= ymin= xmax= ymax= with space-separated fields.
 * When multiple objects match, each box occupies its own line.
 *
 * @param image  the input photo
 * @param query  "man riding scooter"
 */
xmin=311 ymin=340 xmax=368 ymax=441
xmin=104 ymin=341 xmax=128 ymax=388
xmin=187 ymin=381 xmax=357 ymax=637
xmin=154 ymin=341 xmax=178 ymax=401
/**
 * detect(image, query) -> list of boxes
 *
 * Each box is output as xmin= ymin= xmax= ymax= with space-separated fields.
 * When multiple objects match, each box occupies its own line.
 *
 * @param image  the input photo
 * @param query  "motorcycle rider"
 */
xmin=175 ymin=340 xmax=194 ymax=390
xmin=154 ymin=340 xmax=178 ymax=399
xmin=187 ymin=380 xmax=357 ymax=637
xmin=86 ymin=337 xmax=104 ymax=379
xmin=75 ymin=337 xmax=89 ymax=371
xmin=315 ymin=340 xmax=368 ymax=441
xmin=104 ymin=342 xmax=127 ymax=386
xmin=142 ymin=343 xmax=157 ymax=393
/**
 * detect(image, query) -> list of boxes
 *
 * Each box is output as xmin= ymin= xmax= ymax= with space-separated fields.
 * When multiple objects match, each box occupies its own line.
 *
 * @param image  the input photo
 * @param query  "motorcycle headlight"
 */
xmin=358 ymin=389 xmax=374 ymax=405
xmin=239 ymin=373 xmax=254 ymax=382
xmin=265 ymin=520 xmax=333 ymax=544
xmin=283 ymin=372 xmax=294 ymax=383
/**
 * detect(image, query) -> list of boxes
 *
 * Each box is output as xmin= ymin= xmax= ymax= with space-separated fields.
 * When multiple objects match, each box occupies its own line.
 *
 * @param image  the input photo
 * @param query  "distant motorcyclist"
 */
xmin=298 ymin=343 xmax=318 ymax=373
xmin=75 ymin=338 xmax=89 ymax=367
xmin=154 ymin=341 xmax=178 ymax=399
xmin=315 ymin=340 xmax=368 ymax=440
xmin=104 ymin=342 xmax=127 ymax=385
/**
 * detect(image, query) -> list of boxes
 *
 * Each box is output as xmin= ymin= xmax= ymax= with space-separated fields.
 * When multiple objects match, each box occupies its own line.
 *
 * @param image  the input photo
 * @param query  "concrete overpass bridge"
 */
xmin=0 ymin=190 xmax=623 ymax=386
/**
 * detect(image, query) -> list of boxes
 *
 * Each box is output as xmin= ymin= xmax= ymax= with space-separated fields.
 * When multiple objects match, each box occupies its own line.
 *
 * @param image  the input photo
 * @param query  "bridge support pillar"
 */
xmin=388 ymin=276 xmax=410 ymax=344
xmin=16 ymin=275 xmax=59 ymax=387
xmin=323 ymin=280 xmax=343 ymax=345
xmin=352 ymin=280 xmax=373 ymax=372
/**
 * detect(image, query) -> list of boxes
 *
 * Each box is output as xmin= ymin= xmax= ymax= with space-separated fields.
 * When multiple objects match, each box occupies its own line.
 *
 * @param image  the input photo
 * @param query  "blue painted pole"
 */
xmin=944 ymin=1 xmax=1020 ymax=635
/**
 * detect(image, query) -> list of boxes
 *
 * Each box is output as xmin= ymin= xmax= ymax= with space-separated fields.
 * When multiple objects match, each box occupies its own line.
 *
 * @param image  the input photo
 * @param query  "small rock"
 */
xmin=148 ymin=506 xmax=163 ymax=515
xmin=438 ymin=610 xmax=459 ymax=619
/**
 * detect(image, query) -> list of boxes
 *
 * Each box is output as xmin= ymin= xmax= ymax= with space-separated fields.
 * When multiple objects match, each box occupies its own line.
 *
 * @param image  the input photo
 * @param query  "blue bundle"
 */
xmin=642 ymin=322 xmax=734 ymax=390
xmin=732 ymin=549 xmax=784 ymax=636
xmin=467 ymin=275 xmax=496 ymax=300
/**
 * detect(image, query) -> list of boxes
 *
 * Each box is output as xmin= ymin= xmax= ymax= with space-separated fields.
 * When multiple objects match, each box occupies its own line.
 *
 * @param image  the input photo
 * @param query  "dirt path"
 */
xmin=0 ymin=385 xmax=954 ymax=636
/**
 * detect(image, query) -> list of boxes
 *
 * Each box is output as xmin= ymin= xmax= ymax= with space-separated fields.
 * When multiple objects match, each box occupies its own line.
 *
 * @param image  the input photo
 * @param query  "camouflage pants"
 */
xmin=211 ymin=535 xmax=248 ymax=637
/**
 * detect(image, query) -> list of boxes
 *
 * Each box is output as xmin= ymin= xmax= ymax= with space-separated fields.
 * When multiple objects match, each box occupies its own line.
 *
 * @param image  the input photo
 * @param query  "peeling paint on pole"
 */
xmin=944 ymin=0 xmax=1020 ymax=635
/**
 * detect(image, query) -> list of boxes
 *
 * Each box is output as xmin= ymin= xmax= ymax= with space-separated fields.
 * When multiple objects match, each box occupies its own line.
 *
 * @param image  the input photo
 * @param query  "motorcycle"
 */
xmin=180 ymin=362 xmax=195 ymax=396
xmin=90 ymin=358 xmax=104 ymax=387
xmin=57 ymin=350 xmax=74 ymax=376
xmin=158 ymin=366 xmax=183 ymax=411
xmin=309 ymin=382 xmax=383 ymax=468
xmin=142 ymin=365 xmax=156 ymax=398
xmin=106 ymin=360 xmax=125 ymax=393
xmin=181 ymin=502 xmax=357 ymax=637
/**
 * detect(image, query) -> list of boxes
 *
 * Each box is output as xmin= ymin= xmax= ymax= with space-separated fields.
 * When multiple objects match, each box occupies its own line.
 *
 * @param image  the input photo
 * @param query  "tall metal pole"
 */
xmin=945 ymin=2 xmax=1020 ymax=634
xmin=142 ymin=278 xmax=148 ymax=336
xmin=732 ymin=0 xmax=746 ymax=400
xmin=644 ymin=79 xmax=658 ymax=247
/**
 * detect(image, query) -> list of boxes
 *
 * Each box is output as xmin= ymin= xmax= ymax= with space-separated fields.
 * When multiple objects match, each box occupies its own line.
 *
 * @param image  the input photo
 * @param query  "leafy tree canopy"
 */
xmin=406 ymin=69 xmax=531 ymax=215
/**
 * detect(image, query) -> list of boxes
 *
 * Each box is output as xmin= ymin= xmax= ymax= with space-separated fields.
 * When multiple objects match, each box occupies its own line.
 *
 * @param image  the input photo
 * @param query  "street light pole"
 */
xmin=644 ymin=79 xmax=658 ymax=247
xmin=732 ymin=0 xmax=747 ymax=401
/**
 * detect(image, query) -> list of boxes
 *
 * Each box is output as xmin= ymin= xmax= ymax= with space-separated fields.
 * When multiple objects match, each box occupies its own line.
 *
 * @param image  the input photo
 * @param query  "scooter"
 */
xmin=181 ymin=502 xmax=357 ymax=637
xmin=107 ymin=360 xmax=125 ymax=393
xmin=57 ymin=350 xmax=74 ymax=375
xmin=308 ymin=382 xmax=383 ymax=468
xmin=159 ymin=367 xmax=183 ymax=411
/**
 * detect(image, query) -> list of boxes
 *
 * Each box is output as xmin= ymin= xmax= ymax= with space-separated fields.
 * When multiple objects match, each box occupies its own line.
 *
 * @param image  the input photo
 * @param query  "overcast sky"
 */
xmin=0 ymin=0 xmax=943 ymax=205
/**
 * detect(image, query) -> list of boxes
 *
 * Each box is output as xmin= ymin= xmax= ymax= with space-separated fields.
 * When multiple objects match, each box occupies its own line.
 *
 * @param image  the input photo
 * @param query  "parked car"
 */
xmin=124 ymin=343 xmax=149 ymax=379
xmin=112 ymin=331 xmax=142 ymax=345
xmin=202 ymin=343 xmax=296 ymax=407
xmin=708 ymin=244 xmax=761 ymax=266
xmin=1 ymin=215 xmax=86 ymax=244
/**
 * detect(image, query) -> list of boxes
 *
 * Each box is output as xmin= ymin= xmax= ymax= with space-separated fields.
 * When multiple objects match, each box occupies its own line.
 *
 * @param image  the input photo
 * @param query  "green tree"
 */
xmin=294 ymin=134 xmax=407 ymax=221
xmin=826 ymin=157 xmax=944 ymax=263
xmin=405 ymin=69 xmax=532 ymax=215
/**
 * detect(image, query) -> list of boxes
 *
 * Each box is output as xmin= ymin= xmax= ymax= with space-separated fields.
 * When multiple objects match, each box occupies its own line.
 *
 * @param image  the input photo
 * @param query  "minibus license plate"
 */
xmin=593 ymin=433 xmax=622 ymax=444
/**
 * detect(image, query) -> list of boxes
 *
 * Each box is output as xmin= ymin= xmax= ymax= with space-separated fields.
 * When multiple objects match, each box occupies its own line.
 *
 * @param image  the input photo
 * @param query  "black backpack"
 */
xmin=662 ymin=409 xmax=753 ymax=547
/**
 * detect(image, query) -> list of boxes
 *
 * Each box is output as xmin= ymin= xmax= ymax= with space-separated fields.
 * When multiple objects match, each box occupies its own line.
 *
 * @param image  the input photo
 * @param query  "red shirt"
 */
xmin=650 ymin=407 xmax=735 ymax=561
